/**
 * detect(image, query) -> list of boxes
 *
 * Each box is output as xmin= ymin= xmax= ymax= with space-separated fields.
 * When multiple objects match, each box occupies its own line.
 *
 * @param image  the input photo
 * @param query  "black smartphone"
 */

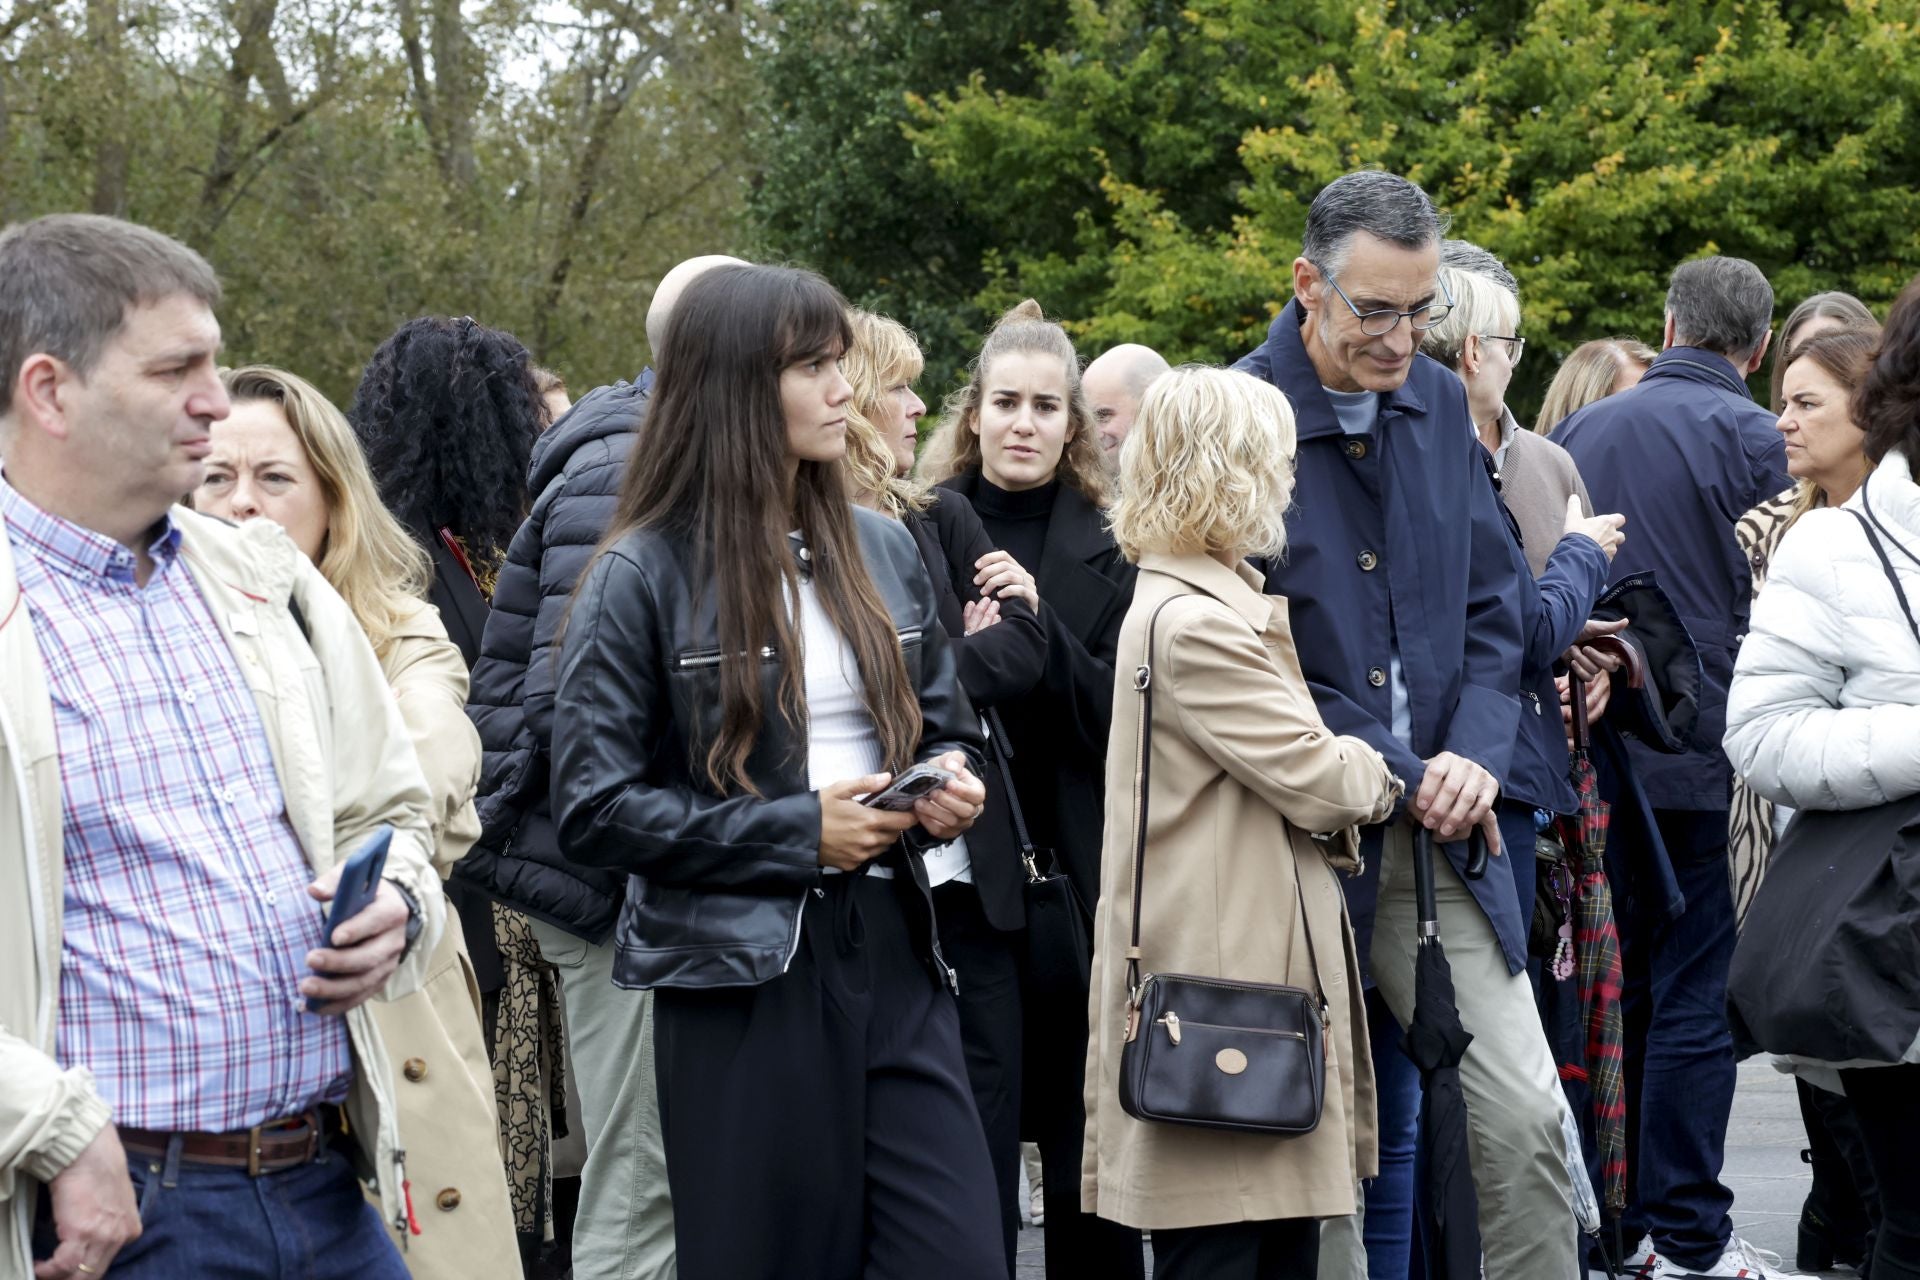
xmin=308 ymin=825 xmax=393 ymax=1011
xmin=860 ymin=762 xmax=956 ymax=811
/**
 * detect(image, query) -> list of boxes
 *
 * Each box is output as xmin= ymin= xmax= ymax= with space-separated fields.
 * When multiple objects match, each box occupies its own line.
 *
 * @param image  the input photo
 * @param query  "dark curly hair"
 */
xmin=347 ymin=315 xmax=541 ymax=569
xmin=1854 ymin=275 xmax=1920 ymax=478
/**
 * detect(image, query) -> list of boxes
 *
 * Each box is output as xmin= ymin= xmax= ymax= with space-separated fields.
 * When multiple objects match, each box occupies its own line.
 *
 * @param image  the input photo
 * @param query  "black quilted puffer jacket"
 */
xmin=454 ymin=372 xmax=652 ymax=941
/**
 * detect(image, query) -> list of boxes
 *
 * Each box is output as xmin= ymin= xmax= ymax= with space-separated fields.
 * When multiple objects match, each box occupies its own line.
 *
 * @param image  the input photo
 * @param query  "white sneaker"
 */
xmin=1647 ymin=1236 xmax=1808 ymax=1278
xmin=1625 ymin=1235 xmax=1660 ymax=1278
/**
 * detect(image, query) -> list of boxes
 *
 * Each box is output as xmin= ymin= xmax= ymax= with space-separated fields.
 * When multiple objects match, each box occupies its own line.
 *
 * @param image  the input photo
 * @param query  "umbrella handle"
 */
xmin=1413 ymin=826 xmax=1491 ymax=933
xmin=1463 ymin=826 xmax=1488 ymax=879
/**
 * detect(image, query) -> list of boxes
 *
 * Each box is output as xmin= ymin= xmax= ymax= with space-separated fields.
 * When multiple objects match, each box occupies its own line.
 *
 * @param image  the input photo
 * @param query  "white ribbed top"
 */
xmin=794 ymin=574 xmax=969 ymax=885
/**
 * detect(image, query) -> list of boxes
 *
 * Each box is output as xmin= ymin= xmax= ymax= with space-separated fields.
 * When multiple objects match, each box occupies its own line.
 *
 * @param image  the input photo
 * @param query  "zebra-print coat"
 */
xmin=1729 ymin=486 xmax=1808 ymax=930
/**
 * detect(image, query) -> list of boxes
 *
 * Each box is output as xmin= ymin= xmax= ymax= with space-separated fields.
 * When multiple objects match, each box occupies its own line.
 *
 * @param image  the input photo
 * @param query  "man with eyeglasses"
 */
xmin=1235 ymin=170 xmax=1579 ymax=1279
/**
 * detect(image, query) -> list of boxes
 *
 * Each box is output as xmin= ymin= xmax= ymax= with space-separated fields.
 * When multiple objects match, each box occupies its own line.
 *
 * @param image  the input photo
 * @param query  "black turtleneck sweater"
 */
xmin=971 ymin=474 xmax=1057 ymax=575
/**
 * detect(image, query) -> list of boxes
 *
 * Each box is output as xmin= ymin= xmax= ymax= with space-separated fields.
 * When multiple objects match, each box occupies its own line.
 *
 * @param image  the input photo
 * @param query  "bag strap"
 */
xmin=983 ymin=707 xmax=1045 ymax=879
xmin=1124 ymin=595 xmax=1330 ymax=1020
xmin=1845 ymin=507 xmax=1920 ymax=650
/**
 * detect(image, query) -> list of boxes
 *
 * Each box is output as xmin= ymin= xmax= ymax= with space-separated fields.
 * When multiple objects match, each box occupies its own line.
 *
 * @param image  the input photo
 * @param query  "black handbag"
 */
xmin=986 ymin=708 xmax=1094 ymax=1008
xmin=1117 ymin=597 xmax=1329 ymax=1135
xmin=1727 ymin=502 xmax=1920 ymax=1065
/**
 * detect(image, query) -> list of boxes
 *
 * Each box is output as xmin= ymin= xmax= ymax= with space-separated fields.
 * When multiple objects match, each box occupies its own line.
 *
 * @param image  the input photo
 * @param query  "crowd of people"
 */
xmin=1 ymin=165 xmax=1917 ymax=1280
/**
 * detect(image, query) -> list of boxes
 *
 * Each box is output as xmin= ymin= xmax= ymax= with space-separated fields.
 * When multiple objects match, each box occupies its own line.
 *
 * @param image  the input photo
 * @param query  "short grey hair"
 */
xmin=1422 ymin=266 xmax=1520 ymax=368
xmin=1666 ymin=256 xmax=1773 ymax=359
xmin=1440 ymin=239 xmax=1518 ymax=299
xmin=1301 ymin=170 xmax=1447 ymax=277
xmin=0 ymin=214 xmax=221 ymax=416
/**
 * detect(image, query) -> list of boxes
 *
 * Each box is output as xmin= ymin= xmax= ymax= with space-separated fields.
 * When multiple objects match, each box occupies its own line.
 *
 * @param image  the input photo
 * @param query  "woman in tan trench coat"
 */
xmin=200 ymin=366 xmax=519 ymax=1280
xmin=1084 ymin=367 xmax=1402 ymax=1279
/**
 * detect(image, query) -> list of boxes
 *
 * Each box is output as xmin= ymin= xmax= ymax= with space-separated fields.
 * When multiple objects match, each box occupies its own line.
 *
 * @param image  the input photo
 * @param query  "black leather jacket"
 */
xmin=551 ymin=506 xmax=984 ymax=991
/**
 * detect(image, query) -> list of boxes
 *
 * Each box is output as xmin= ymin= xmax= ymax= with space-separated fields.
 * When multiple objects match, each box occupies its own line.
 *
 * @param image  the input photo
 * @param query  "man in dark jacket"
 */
xmin=1553 ymin=258 xmax=1796 ymax=1280
xmin=1236 ymin=170 xmax=1576 ymax=1278
xmin=458 ymin=253 xmax=744 ymax=1280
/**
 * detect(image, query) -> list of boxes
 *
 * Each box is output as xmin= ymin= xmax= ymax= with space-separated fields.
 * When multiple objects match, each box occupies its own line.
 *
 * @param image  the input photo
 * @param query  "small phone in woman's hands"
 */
xmin=860 ymin=761 xmax=956 ymax=811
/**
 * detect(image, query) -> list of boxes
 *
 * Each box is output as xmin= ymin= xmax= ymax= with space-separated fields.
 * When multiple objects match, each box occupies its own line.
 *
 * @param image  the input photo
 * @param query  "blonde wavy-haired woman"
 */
xmin=197 ymin=365 xmax=517 ymax=1280
xmin=1085 ymin=366 xmax=1400 ymax=1279
xmin=1535 ymin=336 xmax=1657 ymax=436
xmin=843 ymin=308 xmax=1046 ymax=1267
xmin=919 ymin=299 xmax=1144 ymax=1276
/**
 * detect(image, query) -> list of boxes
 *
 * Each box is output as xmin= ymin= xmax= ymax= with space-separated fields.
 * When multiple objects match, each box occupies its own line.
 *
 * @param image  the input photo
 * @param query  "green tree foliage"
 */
xmin=0 ymin=0 xmax=756 ymax=404
xmin=894 ymin=0 xmax=1920 ymax=413
xmin=748 ymin=0 xmax=1073 ymax=392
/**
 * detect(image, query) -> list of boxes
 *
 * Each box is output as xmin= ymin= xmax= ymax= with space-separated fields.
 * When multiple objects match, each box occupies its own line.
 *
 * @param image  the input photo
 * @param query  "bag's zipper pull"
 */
xmin=1158 ymin=1011 xmax=1181 ymax=1045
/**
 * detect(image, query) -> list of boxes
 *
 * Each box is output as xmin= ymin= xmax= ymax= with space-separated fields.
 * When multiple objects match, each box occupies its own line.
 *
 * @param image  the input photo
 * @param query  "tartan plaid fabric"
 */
xmin=1563 ymin=754 xmax=1628 ymax=1215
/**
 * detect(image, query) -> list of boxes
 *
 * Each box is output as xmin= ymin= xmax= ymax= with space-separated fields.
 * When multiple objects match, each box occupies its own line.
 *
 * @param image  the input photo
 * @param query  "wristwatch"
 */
xmin=392 ymin=882 xmax=425 ymax=959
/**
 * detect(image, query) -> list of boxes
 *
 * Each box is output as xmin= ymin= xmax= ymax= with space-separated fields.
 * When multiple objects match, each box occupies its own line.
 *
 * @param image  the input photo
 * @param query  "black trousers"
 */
xmin=1842 ymin=1064 xmax=1920 ymax=1280
xmin=933 ymin=880 xmax=1023 ymax=1276
xmin=1024 ymin=965 xmax=1145 ymax=1280
xmin=655 ymin=876 xmax=1002 ymax=1280
xmin=1153 ymin=1217 xmax=1320 ymax=1280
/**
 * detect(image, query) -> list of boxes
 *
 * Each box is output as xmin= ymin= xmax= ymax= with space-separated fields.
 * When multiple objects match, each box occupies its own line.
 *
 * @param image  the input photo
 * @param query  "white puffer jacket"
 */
xmin=1725 ymin=449 xmax=1920 ymax=810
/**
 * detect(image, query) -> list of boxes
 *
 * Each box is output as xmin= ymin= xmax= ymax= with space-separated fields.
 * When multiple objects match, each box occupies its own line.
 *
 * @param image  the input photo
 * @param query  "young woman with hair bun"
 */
xmin=921 ymin=299 xmax=1144 ymax=1278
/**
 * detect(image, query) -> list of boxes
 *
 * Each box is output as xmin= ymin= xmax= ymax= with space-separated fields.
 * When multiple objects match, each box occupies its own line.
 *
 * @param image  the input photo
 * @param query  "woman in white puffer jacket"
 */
xmin=1725 ymin=280 xmax=1920 ymax=1280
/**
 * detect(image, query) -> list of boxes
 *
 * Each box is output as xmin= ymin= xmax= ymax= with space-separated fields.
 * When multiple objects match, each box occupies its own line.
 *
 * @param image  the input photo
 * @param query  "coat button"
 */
xmin=1357 ymin=550 xmax=1379 ymax=572
xmin=436 ymin=1188 xmax=461 ymax=1211
xmin=1368 ymin=666 xmax=1387 ymax=688
xmin=1343 ymin=439 xmax=1368 ymax=460
xmin=403 ymin=1058 xmax=428 ymax=1082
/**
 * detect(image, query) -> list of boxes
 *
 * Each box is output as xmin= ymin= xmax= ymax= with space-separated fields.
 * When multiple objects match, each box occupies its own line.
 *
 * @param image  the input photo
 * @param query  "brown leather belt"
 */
xmin=118 ymin=1105 xmax=342 ymax=1177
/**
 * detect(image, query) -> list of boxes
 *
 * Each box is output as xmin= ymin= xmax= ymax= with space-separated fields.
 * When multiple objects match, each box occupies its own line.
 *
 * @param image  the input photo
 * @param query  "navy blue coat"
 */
xmin=1551 ymin=348 xmax=1791 ymax=812
xmin=1495 ymin=489 xmax=1612 ymax=941
xmin=1237 ymin=301 xmax=1528 ymax=974
xmin=1503 ymin=507 xmax=1611 ymax=817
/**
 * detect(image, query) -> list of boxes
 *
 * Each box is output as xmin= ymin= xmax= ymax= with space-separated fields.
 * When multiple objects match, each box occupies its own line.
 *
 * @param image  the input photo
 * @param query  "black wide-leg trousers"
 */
xmin=656 ymin=875 xmax=1003 ymax=1280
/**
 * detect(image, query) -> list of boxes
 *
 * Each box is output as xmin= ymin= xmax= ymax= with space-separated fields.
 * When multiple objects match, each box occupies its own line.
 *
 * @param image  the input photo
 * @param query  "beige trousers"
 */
xmin=1319 ymin=821 xmax=1579 ymax=1279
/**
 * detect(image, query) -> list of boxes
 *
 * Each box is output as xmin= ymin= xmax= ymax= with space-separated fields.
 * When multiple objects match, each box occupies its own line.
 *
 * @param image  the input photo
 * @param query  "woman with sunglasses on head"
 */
xmin=549 ymin=264 xmax=1001 ymax=1280
xmin=1727 ymin=281 xmax=1920 ymax=1280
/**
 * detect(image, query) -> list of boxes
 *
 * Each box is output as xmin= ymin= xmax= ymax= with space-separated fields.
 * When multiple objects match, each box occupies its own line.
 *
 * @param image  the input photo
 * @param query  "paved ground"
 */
xmin=1014 ymin=1060 xmax=1846 ymax=1278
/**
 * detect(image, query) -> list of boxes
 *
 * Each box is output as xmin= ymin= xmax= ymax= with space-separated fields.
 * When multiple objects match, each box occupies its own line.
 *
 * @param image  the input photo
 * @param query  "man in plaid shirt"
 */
xmin=0 ymin=215 xmax=444 ymax=1280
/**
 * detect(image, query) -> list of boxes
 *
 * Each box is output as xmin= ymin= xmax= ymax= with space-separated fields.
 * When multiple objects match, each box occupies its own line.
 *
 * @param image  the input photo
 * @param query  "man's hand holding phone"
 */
xmin=302 ymin=831 xmax=412 ymax=1016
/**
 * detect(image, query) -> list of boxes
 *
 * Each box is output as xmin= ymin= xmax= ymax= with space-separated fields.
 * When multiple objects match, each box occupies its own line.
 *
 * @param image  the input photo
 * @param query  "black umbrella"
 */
xmin=1404 ymin=827 xmax=1486 ymax=1280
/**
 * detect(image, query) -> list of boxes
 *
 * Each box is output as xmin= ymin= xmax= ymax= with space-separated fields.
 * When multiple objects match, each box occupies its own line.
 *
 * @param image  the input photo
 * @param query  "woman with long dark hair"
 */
xmin=550 ymin=265 xmax=1003 ymax=1280
xmin=920 ymin=301 xmax=1143 ymax=1278
xmin=348 ymin=315 xmax=558 ymax=1271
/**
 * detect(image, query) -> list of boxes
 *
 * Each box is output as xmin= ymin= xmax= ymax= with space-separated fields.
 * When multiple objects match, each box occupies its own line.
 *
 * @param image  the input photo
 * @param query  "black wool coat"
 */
xmin=938 ymin=470 xmax=1138 ymax=910
xmin=903 ymin=490 xmax=1047 ymax=931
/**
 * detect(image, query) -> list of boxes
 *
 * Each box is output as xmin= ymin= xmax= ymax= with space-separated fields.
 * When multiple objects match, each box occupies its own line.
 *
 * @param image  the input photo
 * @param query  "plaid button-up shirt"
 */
xmin=2 ymin=478 xmax=351 ymax=1133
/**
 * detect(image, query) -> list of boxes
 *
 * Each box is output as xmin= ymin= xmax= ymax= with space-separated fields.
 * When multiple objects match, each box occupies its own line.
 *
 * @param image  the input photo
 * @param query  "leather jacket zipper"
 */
xmin=678 ymin=629 xmax=917 ymax=670
xmin=676 ymin=644 xmax=778 ymax=670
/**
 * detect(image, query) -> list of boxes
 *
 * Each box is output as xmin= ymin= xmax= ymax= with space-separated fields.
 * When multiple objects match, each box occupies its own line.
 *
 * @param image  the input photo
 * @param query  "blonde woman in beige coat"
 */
xmin=198 ymin=366 xmax=518 ymax=1280
xmin=1084 ymin=367 xmax=1403 ymax=1279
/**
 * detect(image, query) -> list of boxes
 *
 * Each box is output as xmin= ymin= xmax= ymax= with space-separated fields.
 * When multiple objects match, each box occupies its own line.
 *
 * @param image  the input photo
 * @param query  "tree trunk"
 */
xmin=86 ymin=0 xmax=128 ymax=215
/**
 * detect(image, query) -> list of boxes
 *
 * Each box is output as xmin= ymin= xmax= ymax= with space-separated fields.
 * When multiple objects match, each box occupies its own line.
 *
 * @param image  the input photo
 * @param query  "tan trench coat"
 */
xmin=1081 ymin=554 xmax=1402 ymax=1231
xmin=364 ymin=600 xmax=517 ymax=1278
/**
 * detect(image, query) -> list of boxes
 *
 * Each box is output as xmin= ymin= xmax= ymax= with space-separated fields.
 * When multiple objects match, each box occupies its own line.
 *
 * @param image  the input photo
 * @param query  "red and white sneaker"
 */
xmin=1641 ymin=1236 xmax=1808 ymax=1278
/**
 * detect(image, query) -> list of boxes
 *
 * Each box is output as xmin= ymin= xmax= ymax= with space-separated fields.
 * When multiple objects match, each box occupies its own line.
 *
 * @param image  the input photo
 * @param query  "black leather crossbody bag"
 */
xmin=1118 ymin=596 xmax=1329 ymax=1135
xmin=983 ymin=708 xmax=1095 ymax=1010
